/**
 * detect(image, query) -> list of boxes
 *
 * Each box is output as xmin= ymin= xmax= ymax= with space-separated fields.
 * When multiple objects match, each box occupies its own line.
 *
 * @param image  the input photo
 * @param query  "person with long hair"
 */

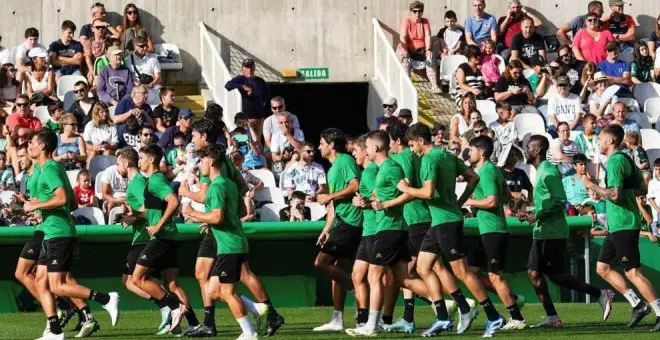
xmin=648 ymin=14 xmax=660 ymax=59
xmin=116 ymin=3 xmax=155 ymax=54
xmin=452 ymin=45 xmax=492 ymax=104
xmin=0 ymin=63 xmax=20 ymax=104
xmin=83 ymin=102 xmax=118 ymax=167
xmin=631 ymin=41 xmax=654 ymax=84
xmin=494 ymin=59 xmax=535 ymax=114
xmin=24 ymin=48 xmax=56 ymax=100
xmin=54 ymin=113 xmax=86 ymax=170
xmin=575 ymin=62 xmax=597 ymax=102
xmin=450 ymin=93 xmax=476 ymax=145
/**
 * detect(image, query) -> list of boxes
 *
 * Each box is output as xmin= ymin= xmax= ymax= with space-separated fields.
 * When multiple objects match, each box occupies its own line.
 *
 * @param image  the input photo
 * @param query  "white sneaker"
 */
xmin=531 ymin=315 xmax=563 ymax=328
xmin=345 ymin=325 xmax=377 ymax=337
xmin=35 ymin=331 xmax=64 ymax=340
xmin=42 ymin=322 xmax=50 ymax=337
xmin=501 ymin=318 xmax=527 ymax=330
xmin=170 ymin=304 xmax=186 ymax=331
xmin=466 ymin=298 xmax=477 ymax=308
xmin=101 ymin=292 xmax=120 ymax=326
xmin=313 ymin=319 xmax=344 ymax=332
xmin=75 ymin=319 xmax=100 ymax=338
xmin=235 ymin=332 xmax=259 ymax=340
xmin=456 ymin=308 xmax=478 ymax=334
xmin=599 ymin=289 xmax=614 ymax=321
xmin=157 ymin=306 xmax=171 ymax=334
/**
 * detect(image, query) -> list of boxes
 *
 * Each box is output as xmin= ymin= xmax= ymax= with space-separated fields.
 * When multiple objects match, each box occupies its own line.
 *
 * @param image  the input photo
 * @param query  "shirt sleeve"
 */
xmin=510 ymin=34 xmax=522 ymax=51
xmin=488 ymin=16 xmax=498 ymax=33
xmin=317 ymin=168 xmax=327 ymax=185
xmin=262 ymin=117 xmax=273 ymax=139
xmin=465 ymin=17 xmax=474 ymax=36
xmin=206 ymin=184 xmax=223 ymax=211
xmin=420 ymin=156 xmax=436 ymax=183
xmin=479 ymin=168 xmax=497 ymax=197
xmin=100 ymin=167 xmax=111 ymax=184
xmin=152 ymin=56 xmax=161 ymax=74
xmin=535 ymin=170 xmax=567 ymax=218
xmin=547 ymin=97 xmax=557 ymax=117
xmin=270 ymin=135 xmax=282 ymax=154
xmin=43 ymin=164 xmax=65 ymax=193
xmin=294 ymin=129 xmax=305 ymax=142
xmin=83 ymin=123 xmax=92 ymax=143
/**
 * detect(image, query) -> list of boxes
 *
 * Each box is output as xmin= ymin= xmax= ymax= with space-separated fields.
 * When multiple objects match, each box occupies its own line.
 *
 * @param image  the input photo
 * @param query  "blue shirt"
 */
xmin=48 ymin=39 xmax=84 ymax=75
xmin=598 ymin=59 xmax=631 ymax=92
xmin=224 ymin=75 xmax=270 ymax=118
xmin=115 ymin=97 xmax=154 ymax=126
xmin=465 ymin=13 xmax=497 ymax=45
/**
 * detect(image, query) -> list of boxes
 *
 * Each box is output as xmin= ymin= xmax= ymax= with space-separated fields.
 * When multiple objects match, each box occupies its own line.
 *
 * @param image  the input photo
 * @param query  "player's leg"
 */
xmin=194 ymin=232 xmax=217 ymax=334
xmin=164 ymin=267 xmax=200 ymax=332
xmin=239 ymin=260 xmax=285 ymax=335
xmin=15 ymin=258 xmax=39 ymax=301
xmin=217 ymin=254 xmax=258 ymax=338
xmin=314 ymin=252 xmax=353 ymax=290
xmin=352 ymin=259 xmax=370 ymax=326
xmin=381 ymin=268 xmax=398 ymax=327
xmin=36 ymin=263 xmax=62 ymax=338
xmin=465 ymin=235 xmax=496 ymax=294
xmin=527 ymin=240 xmax=562 ymax=328
xmin=63 ymin=273 xmax=101 ymax=337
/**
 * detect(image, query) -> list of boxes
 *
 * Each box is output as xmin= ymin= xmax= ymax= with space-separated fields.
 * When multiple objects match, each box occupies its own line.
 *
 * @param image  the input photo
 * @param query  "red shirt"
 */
xmin=499 ymin=16 xmax=522 ymax=48
xmin=603 ymin=14 xmax=635 ymax=36
xmin=74 ymin=186 xmax=95 ymax=206
xmin=6 ymin=113 xmax=42 ymax=133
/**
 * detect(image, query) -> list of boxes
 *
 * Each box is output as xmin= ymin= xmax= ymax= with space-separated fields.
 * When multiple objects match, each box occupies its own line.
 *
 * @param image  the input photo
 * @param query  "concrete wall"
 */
xmin=0 ymin=0 xmax=658 ymax=82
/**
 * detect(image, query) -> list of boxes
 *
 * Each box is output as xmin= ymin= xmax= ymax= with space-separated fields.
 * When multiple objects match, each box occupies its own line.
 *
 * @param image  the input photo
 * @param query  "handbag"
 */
xmin=130 ymin=54 xmax=154 ymax=85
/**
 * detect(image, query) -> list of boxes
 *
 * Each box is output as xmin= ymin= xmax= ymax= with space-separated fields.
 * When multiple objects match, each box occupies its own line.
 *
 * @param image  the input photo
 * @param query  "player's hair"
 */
xmin=117 ymin=147 xmax=139 ymax=167
xmin=529 ymin=134 xmax=550 ymax=155
xmin=444 ymin=10 xmax=457 ymax=20
xmin=198 ymin=144 xmax=227 ymax=170
xmin=320 ymin=128 xmax=347 ymax=153
xmin=355 ymin=133 xmax=368 ymax=150
xmin=405 ymin=122 xmax=432 ymax=144
xmin=192 ymin=119 xmax=219 ymax=145
xmin=600 ymin=124 xmax=624 ymax=146
xmin=386 ymin=120 xmax=408 ymax=145
xmin=290 ymin=190 xmax=307 ymax=201
xmin=33 ymin=130 xmax=58 ymax=154
xmin=367 ymin=130 xmax=390 ymax=153
xmin=139 ymin=143 xmax=163 ymax=165
xmin=469 ymin=135 xmax=494 ymax=159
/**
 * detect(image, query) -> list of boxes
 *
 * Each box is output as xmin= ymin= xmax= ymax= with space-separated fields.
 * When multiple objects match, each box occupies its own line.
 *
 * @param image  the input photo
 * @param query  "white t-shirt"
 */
xmin=83 ymin=122 xmax=118 ymax=146
xmin=442 ymin=28 xmax=464 ymax=51
xmin=15 ymin=42 xmax=47 ymax=65
xmin=488 ymin=120 xmax=517 ymax=146
xmin=548 ymin=93 xmax=582 ymax=125
xmin=263 ymin=113 xmax=301 ymax=139
xmin=647 ymin=178 xmax=660 ymax=222
xmin=125 ymin=52 xmax=161 ymax=77
xmin=0 ymin=46 xmax=11 ymax=65
xmin=270 ymin=128 xmax=305 ymax=154
xmin=100 ymin=164 xmax=128 ymax=194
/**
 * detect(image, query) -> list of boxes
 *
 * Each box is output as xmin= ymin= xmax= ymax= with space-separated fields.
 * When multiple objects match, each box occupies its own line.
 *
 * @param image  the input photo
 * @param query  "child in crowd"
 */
xmin=479 ymin=39 xmax=501 ymax=88
xmin=230 ymin=151 xmax=263 ymax=222
xmin=623 ymin=131 xmax=651 ymax=183
xmin=580 ymin=204 xmax=608 ymax=237
xmin=279 ymin=190 xmax=311 ymax=222
xmin=432 ymin=123 xmax=448 ymax=149
xmin=582 ymin=180 xmax=607 ymax=230
xmin=0 ymin=150 xmax=14 ymax=190
xmin=438 ymin=10 xmax=465 ymax=57
xmin=637 ymin=196 xmax=659 ymax=243
xmin=73 ymin=170 xmax=96 ymax=208
xmin=43 ymin=102 xmax=63 ymax=133
xmin=574 ymin=113 xmax=599 ymax=162
xmin=489 ymin=102 xmax=517 ymax=160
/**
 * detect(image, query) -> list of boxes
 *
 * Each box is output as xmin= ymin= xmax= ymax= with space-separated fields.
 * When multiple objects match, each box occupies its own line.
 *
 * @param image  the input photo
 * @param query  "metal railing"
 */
xmin=372 ymin=17 xmax=418 ymax=122
xmin=199 ymin=21 xmax=241 ymax=131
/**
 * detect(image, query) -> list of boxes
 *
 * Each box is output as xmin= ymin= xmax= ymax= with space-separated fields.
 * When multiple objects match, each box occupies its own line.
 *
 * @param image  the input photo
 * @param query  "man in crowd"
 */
xmin=282 ymin=142 xmax=327 ymax=200
xmin=69 ymin=81 xmax=97 ymax=130
xmin=510 ymin=16 xmax=546 ymax=69
xmin=101 ymin=156 xmax=129 ymax=214
xmin=263 ymin=96 xmax=300 ymax=149
xmin=602 ymin=0 xmax=636 ymax=54
xmin=98 ymin=46 xmax=134 ymax=106
xmin=498 ymin=0 xmax=542 ymax=60
xmin=124 ymin=35 xmax=161 ymax=103
xmin=48 ymin=20 xmax=84 ymax=79
xmin=225 ymin=59 xmax=270 ymax=139
xmin=153 ymin=87 xmax=179 ymax=133
xmin=557 ymin=1 xmax=604 ymax=44
xmin=79 ymin=2 xmax=118 ymax=44
xmin=465 ymin=0 xmax=498 ymax=46
xmin=599 ymin=42 xmax=632 ymax=97
xmin=158 ymin=108 xmax=193 ymax=151
xmin=7 ymin=95 xmax=42 ymax=135
xmin=271 ymin=111 xmax=304 ymax=176
xmin=396 ymin=109 xmax=414 ymax=126
xmin=114 ymin=85 xmax=155 ymax=127
xmin=15 ymin=27 xmax=46 ymax=82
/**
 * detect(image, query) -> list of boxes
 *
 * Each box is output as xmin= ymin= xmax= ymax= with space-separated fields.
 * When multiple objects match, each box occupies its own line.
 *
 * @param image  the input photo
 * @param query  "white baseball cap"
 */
xmin=28 ymin=47 xmax=48 ymax=58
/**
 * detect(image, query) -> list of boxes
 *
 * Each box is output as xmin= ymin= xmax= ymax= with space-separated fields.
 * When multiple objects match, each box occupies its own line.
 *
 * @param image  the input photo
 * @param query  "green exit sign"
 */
xmin=298 ymin=67 xmax=329 ymax=80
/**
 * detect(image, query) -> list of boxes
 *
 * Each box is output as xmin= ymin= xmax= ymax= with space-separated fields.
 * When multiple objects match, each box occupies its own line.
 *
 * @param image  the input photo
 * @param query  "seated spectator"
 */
xmin=283 ymin=142 xmax=327 ymax=200
xmin=504 ymin=196 xmax=528 ymax=217
xmin=562 ymin=153 xmax=590 ymax=206
xmin=54 ymin=113 xmax=86 ymax=170
xmin=436 ymin=10 xmax=465 ymax=57
xmin=117 ymin=3 xmax=155 ymax=53
xmin=636 ymin=196 xmax=659 ymax=242
xmin=14 ymin=143 xmax=33 ymax=197
xmin=158 ymin=108 xmax=193 ymax=151
xmin=43 ymin=102 xmax=63 ymax=133
xmin=271 ymin=111 xmax=304 ymax=176
xmin=498 ymin=0 xmax=542 ymax=59
xmin=647 ymin=158 xmax=660 ymax=227
xmin=6 ymin=95 xmax=41 ymax=134
xmin=631 ymin=40 xmax=654 ymax=84
xmin=228 ymin=112 xmax=266 ymax=169
xmin=547 ymin=76 xmax=583 ymax=131
xmin=431 ymin=123 xmax=448 ymax=149
xmin=573 ymin=12 xmax=615 ymax=64
xmin=152 ymin=87 xmax=179 ymax=133
xmin=574 ymin=62 xmax=597 ymax=102
xmin=650 ymin=14 xmax=660 ymax=59
xmin=525 ymin=55 xmax=555 ymax=99
xmin=587 ymin=72 xmax=612 ymax=119
xmin=136 ymin=125 xmax=155 ymax=152
xmin=510 ymin=16 xmax=546 ymax=69
xmin=0 ymin=36 xmax=11 ymax=65
xmin=229 ymin=151 xmax=262 ymax=222
xmin=0 ymin=116 xmax=7 ymax=152
xmin=602 ymin=0 xmax=636 ymax=53
xmin=24 ymin=48 xmax=55 ymax=100
xmin=494 ymin=59 xmax=535 ymax=114
xmin=450 ymin=93 xmax=476 ymax=144
xmin=0 ymin=151 xmax=15 ymax=190
xmin=547 ymin=121 xmax=581 ymax=175
xmin=113 ymin=85 xmax=154 ymax=126
xmin=225 ymin=58 xmax=270 ymax=138
xmin=623 ymin=131 xmax=651 ymax=183
xmin=558 ymin=45 xmax=584 ymax=89
xmin=0 ymin=64 xmax=20 ymax=104
xmin=396 ymin=108 xmax=414 ymax=126
xmin=164 ymin=133 xmax=189 ymax=180
xmin=79 ymin=3 xmax=118 ymax=44
xmin=69 ymin=81 xmax=97 ymax=130
xmin=263 ymin=96 xmax=300 ymax=149
xmin=200 ymin=103 xmax=228 ymax=146
xmin=598 ymin=42 xmax=632 ymax=97
xmin=15 ymin=28 xmax=46 ymax=82
xmin=575 ymin=114 xmax=600 ymax=162
xmin=610 ymin=101 xmax=639 ymax=133
xmin=452 ymin=45 xmax=493 ymax=104
xmin=83 ymin=102 xmax=118 ymax=166
xmin=124 ymin=35 xmax=161 ymax=104
xmin=500 ymin=146 xmax=533 ymax=200
xmin=83 ymin=18 xmax=113 ymax=83
xmin=48 ymin=20 xmax=84 ymax=79
xmin=396 ymin=1 xmax=440 ymax=94
xmin=100 ymin=159 xmax=128 ymax=214
xmin=98 ymin=46 xmax=134 ymax=106
xmin=479 ymin=39 xmax=501 ymax=87
xmin=93 ymin=38 xmax=121 ymax=88
xmin=556 ymin=1 xmax=604 ymax=45
xmin=73 ymin=170 xmax=97 ymax=208
xmin=464 ymin=0 xmax=498 ymax=46
xmin=460 ymin=118 xmax=488 ymax=151
xmin=489 ymin=102 xmax=517 ymax=158
xmin=116 ymin=115 xmax=141 ymax=149
xmin=279 ymin=191 xmax=312 ymax=222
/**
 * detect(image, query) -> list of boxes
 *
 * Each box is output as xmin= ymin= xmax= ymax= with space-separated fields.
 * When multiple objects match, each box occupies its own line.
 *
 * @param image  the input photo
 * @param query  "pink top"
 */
xmin=402 ymin=17 xmax=430 ymax=51
xmin=480 ymin=54 xmax=501 ymax=85
xmin=573 ymin=28 xmax=615 ymax=64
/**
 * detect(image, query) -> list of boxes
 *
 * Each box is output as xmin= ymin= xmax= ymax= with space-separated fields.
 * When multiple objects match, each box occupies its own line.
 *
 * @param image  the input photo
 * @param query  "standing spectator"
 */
xmin=79 ymin=3 xmax=117 ymax=43
xmin=48 ymin=20 xmax=84 ymax=79
xmin=396 ymin=1 xmax=440 ymax=94
xmin=562 ymin=154 xmax=590 ymax=206
xmin=587 ymin=72 xmax=612 ymax=119
xmin=116 ymin=115 xmax=141 ymax=149
xmin=124 ymin=35 xmax=161 ymax=104
xmin=73 ymin=170 xmax=97 ymax=208
xmin=6 ymin=95 xmax=41 ymax=134
xmin=0 ymin=64 xmax=20 ymax=104
xmin=15 ymin=28 xmax=46 ymax=82
xmin=510 ymin=16 xmax=546 ymax=69
xmin=494 ymin=59 xmax=535 ymax=114
xmin=263 ymin=96 xmax=300 ymax=149
xmin=83 ymin=18 xmax=112 ymax=84
xmin=437 ymin=10 xmax=465 ymax=57
xmin=375 ymin=97 xmax=398 ymax=128
xmin=602 ymin=0 xmax=636 ymax=53
xmin=547 ymin=122 xmax=581 ymax=175
xmin=556 ymin=1 xmax=604 ymax=44
xmin=152 ymin=87 xmax=179 ymax=133
xmin=83 ymin=102 xmax=118 ymax=165
xmin=480 ymin=39 xmax=501 ymax=87
xmin=116 ymin=3 xmax=155 ymax=54
xmin=97 ymin=46 xmax=134 ymax=106
xmin=452 ymin=45 xmax=492 ymax=104
xmin=158 ymin=108 xmax=193 ymax=151
xmin=69 ymin=81 xmax=97 ymax=130
xmin=54 ymin=113 xmax=86 ymax=170
xmin=0 ymin=151 xmax=15 ymax=190
xmin=573 ymin=12 xmax=616 ymax=64
xmin=225 ymin=58 xmax=270 ymax=139
xmin=113 ymin=85 xmax=155 ymax=126
xmin=464 ymin=0 xmax=498 ymax=46
xmin=610 ymin=101 xmax=639 ymax=133
xmin=0 ymin=36 xmax=11 ymax=65
xmin=100 ymin=160 xmax=128 ymax=214
xmin=598 ymin=42 xmax=632 ymax=97
xmin=283 ymin=142 xmax=327 ymax=200
xmin=497 ymin=0 xmax=542 ymax=59
xmin=575 ymin=114 xmax=600 ymax=162
xmin=24 ymin=47 xmax=55 ymax=100
xmin=632 ymin=41 xmax=654 ymax=84
xmin=547 ymin=76 xmax=583 ymax=131
xmin=450 ymin=93 xmax=476 ymax=144
xmin=649 ymin=14 xmax=660 ymax=59
xmin=271 ymin=111 xmax=304 ymax=176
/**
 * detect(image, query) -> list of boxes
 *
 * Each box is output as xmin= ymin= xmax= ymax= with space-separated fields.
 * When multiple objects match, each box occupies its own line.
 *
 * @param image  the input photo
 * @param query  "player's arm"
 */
xmin=457 ymin=168 xmax=479 ymax=207
xmin=465 ymin=195 xmax=496 ymax=209
xmin=318 ymin=178 xmax=359 ymax=204
xmin=188 ymin=207 xmax=223 ymax=226
xmin=24 ymin=187 xmax=67 ymax=212
xmin=398 ymin=179 xmax=433 ymax=199
xmin=316 ymin=201 xmax=335 ymax=246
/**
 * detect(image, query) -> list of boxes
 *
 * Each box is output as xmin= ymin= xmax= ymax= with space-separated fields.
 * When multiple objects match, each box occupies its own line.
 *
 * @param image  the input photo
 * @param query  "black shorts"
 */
xmin=466 ymin=233 xmax=509 ymax=273
xmin=355 ymin=235 xmax=375 ymax=262
xmin=527 ymin=239 xmax=567 ymax=275
xmin=19 ymin=231 xmax=45 ymax=261
xmin=321 ymin=222 xmax=362 ymax=260
xmin=370 ymin=231 xmax=410 ymax=266
xmin=197 ymin=232 xmax=217 ymax=259
xmin=407 ymin=223 xmax=431 ymax=257
xmin=44 ymin=237 xmax=77 ymax=273
xmin=211 ymin=253 xmax=248 ymax=283
xmin=597 ymin=230 xmax=641 ymax=271
xmin=137 ymin=239 xmax=179 ymax=271
xmin=124 ymin=245 xmax=147 ymax=275
xmin=420 ymin=221 xmax=466 ymax=262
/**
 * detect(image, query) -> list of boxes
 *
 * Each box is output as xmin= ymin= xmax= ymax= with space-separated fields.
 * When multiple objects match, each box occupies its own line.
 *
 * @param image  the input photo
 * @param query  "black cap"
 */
xmin=242 ymin=58 xmax=255 ymax=68
xmin=398 ymin=108 xmax=412 ymax=117
xmin=530 ymin=54 xmax=546 ymax=67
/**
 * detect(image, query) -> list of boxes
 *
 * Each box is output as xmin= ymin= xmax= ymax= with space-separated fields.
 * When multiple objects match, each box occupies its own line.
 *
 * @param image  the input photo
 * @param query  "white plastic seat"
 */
xmin=66 ymin=170 xmax=81 ymax=188
xmin=248 ymin=169 xmax=277 ymax=188
xmin=33 ymin=106 xmax=50 ymax=124
xmin=259 ymin=203 xmax=288 ymax=222
xmin=254 ymin=187 xmax=286 ymax=205
xmin=306 ymin=202 xmax=327 ymax=221
xmin=514 ymin=113 xmax=546 ymax=141
xmin=439 ymin=55 xmax=467 ymax=84
xmin=72 ymin=207 xmax=106 ymax=225
xmin=641 ymin=129 xmax=660 ymax=150
xmin=476 ymin=100 xmax=497 ymax=125
xmin=627 ymin=112 xmax=651 ymax=129
xmin=108 ymin=206 xmax=125 ymax=224
xmin=455 ymin=182 xmax=467 ymax=200
xmin=644 ymin=98 xmax=660 ymax=125
xmin=0 ymin=190 xmax=16 ymax=205
xmin=89 ymin=156 xmax=116 ymax=183
xmin=647 ymin=149 xmax=660 ymax=165
xmin=635 ymin=83 xmax=660 ymax=112
xmin=154 ymin=43 xmax=183 ymax=71
xmin=56 ymin=75 xmax=87 ymax=101
xmin=94 ymin=172 xmax=104 ymax=199
xmin=515 ymin=163 xmax=537 ymax=186
xmin=494 ymin=54 xmax=506 ymax=74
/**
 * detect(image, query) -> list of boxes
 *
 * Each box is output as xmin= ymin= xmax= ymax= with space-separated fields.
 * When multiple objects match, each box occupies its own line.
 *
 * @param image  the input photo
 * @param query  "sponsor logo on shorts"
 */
xmin=546 ymin=261 xmax=552 ymax=267
xmin=490 ymin=258 xmax=498 ymax=264
xmin=375 ymin=253 xmax=383 ymax=259
xmin=220 ymin=271 xmax=228 ymax=277
xmin=621 ymin=256 xmax=628 ymax=262
xmin=27 ymin=248 xmax=34 ymax=254
xmin=450 ymin=249 xmax=457 ymax=255
xmin=140 ymin=255 xmax=147 ymax=260
xmin=51 ymin=259 xmax=58 ymax=265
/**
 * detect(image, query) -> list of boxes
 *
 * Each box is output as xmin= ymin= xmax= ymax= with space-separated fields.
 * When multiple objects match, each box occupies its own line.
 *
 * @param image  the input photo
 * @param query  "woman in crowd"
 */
xmin=24 ymin=48 xmax=55 ymax=100
xmin=648 ymin=14 xmax=660 ymax=59
xmin=84 ymin=18 xmax=111 ymax=84
xmin=449 ymin=92 xmax=476 ymax=144
xmin=572 ymin=12 xmax=615 ymax=64
xmin=494 ymin=59 xmax=535 ymax=114
xmin=631 ymin=40 xmax=654 ymax=84
xmin=83 ymin=102 xmax=118 ymax=168
xmin=116 ymin=3 xmax=155 ymax=54
xmin=0 ymin=64 xmax=20 ymax=105
xmin=574 ymin=62 xmax=597 ymax=103
xmin=54 ymin=113 xmax=86 ymax=170
xmin=587 ymin=72 xmax=612 ymax=120
xmin=452 ymin=45 xmax=492 ymax=104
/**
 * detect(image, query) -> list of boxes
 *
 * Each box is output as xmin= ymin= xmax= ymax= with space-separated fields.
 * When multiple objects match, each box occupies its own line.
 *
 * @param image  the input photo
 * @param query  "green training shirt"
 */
xmin=126 ymin=172 xmax=150 ymax=245
xmin=391 ymin=148 xmax=431 ymax=226
xmin=144 ymin=172 xmax=178 ymax=241
xmin=359 ymin=162 xmax=379 ymax=236
xmin=473 ymin=161 xmax=508 ymax=234
xmin=419 ymin=148 xmax=467 ymax=226
xmin=37 ymin=159 xmax=76 ymax=240
xmin=27 ymin=164 xmax=42 ymax=231
xmin=374 ymin=157 xmax=407 ymax=232
xmin=206 ymin=175 xmax=249 ymax=254
xmin=327 ymin=153 xmax=362 ymax=228
xmin=606 ymin=150 xmax=643 ymax=233
xmin=533 ymin=161 xmax=569 ymax=240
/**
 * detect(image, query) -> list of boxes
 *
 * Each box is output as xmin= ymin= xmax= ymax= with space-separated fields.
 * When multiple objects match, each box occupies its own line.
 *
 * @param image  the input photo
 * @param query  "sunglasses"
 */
xmin=412 ymin=9 xmax=423 ymax=13
xmin=63 ymin=122 xmax=76 ymax=126
xmin=142 ymin=133 xmax=153 ymax=137
xmin=587 ymin=18 xmax=599 ymax=23
xmin=474 ymin=129 xmax=486 ymax=134
xmin=74 ymin=89 xmax=86 ymax=94
xmin=271 ymin=105 xmax=283 ymax=110
xmin=16 ymin=103 xmax=28 ymax=107
xmin=126 ymin=10 xmax=137 ymax=15
xmin=136 ymin=44 xmax=147 ymax=48
xmin=94 ymin=26 xmax=106 ymax=30
xmin=382 ymin=104 xmax=395 ymax=108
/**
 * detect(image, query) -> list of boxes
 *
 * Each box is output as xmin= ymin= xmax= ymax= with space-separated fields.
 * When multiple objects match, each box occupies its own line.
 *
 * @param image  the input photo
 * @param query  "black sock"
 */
xmin=450 ymin=290 xmax=471 ymax=314
xmin=434 ymin=299 xmax=450 ymax=320
xmin=76 ymin=308 xmax=84 ymax=322
xmin=88 ymin=290 xmax=111 ymax=305
xmin=184 ymin=307 xmax=200 ymax=327
xmin=155 ymin=296 xmax=169 ymax=309
xmin=203 ymin=306 xmax=215 ymax=327
xmin=81 ymin=306 xmax=93 ymax=322
xmin=263 ymin=299 xmax=278 ymax=316
xmin=533 ymin=279 xmax=558 ymax=316
xmin=165 ymin=293 xmax=180 ymax=310
xmin=55 ymin=296 xmax=71 ymax=310
xmin=403 ymin=299 xmax=415 ymax=323
xmin=48 ymin=315 xmax=63 ymax=335
xmin=357 ymin=308 xmax=368 ymax=324
xmin=382 ymin=315 xmax=393 ymax=325
xmin=480 ymin=298 xmax=500 ymax=321
xmin=506 ymin=304 xmax=524 ymax=321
